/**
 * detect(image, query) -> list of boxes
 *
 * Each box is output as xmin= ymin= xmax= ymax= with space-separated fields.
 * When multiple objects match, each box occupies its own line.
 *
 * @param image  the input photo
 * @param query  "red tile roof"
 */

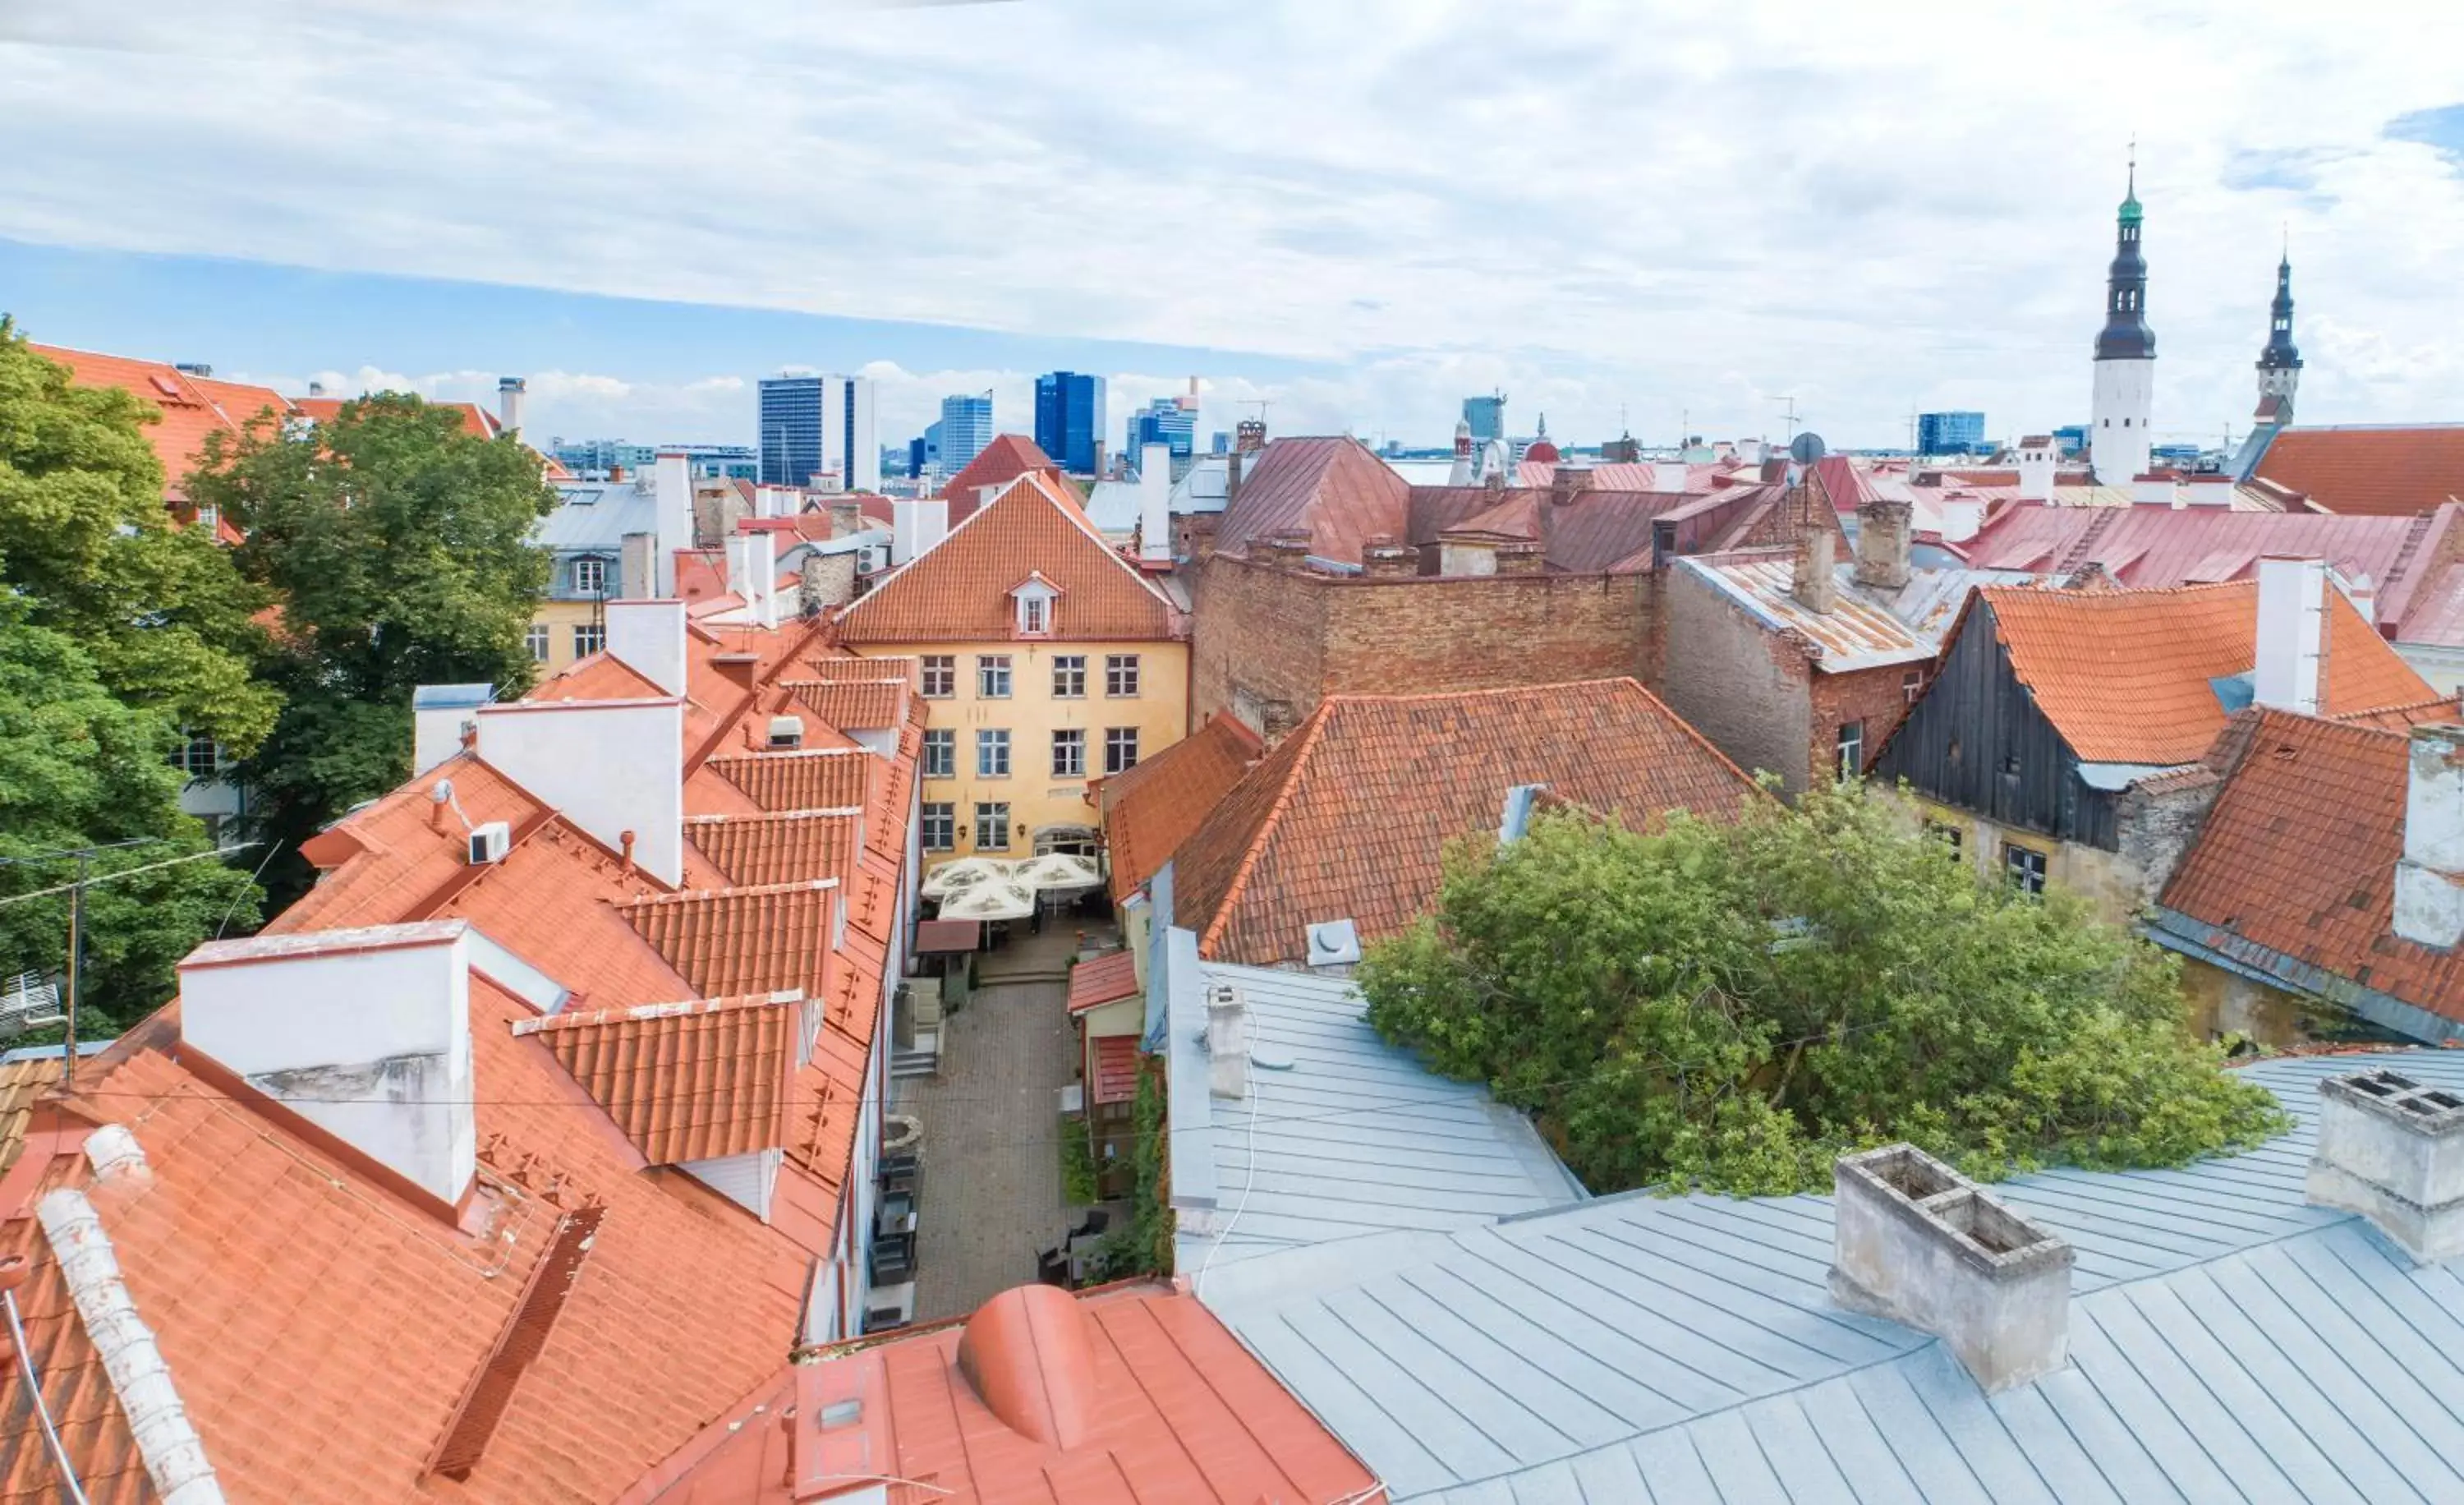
xmin=1212 ymin=436 xmax=1410 ymax=564
xmin=838 ymin=472 xmax=1180 ymax=644
xmin=1175 ymin=680 xmax=1761 ymax=965
xmin=784 ymin=677 xmax=909 ymax=729
xmin=2160 ymin=710 xmax=2464 ymax=1029
xmin=620 ymin=880 xmax=839 ymax=999
xmin=1098 ymin=713 xmax=1263 ymax=900
xmin=938 ymin=433 xmax=1063 ymax=510
xmin=687 ymin=809 xmax=859 ymax=887
xmin=513 ymin=992 xmax=801 ymax=1163
xmin=1090 ymin=1033 xmax=1143 ymax=1107
xmin=628 ymin=1282 xmax=1381 ymax=1504
xmin=29 ymin=343 xmax=294 ymax=499
xmin=705 ymin=747 xmax=875 ymax=811
xmin=1974 ymin=580 xmax=2435 ymax=765
xmin=2254 ymin=426 xmax=2464 ymax=517
xmin=1067 ymin=949 xmax=1141 ymax=1015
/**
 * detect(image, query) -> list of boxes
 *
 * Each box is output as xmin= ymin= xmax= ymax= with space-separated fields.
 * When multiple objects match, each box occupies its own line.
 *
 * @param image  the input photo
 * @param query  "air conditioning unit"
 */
xmin=768 ymin=716 xmax=804 ymax=750
xmin=467 ymin=821 xmax=512 ymax=865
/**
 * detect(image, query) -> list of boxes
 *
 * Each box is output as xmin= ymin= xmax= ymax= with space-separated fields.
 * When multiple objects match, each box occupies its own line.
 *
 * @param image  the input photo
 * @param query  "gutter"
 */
xmin=2140 ymin=908 xmax=2464 ymax=1046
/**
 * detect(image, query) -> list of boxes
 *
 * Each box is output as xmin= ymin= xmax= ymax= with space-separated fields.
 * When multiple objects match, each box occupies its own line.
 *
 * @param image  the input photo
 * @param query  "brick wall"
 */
xmin=1193 ymin=555 xmax=1330 ymax=728
xmin=1811 ymin=662 xmax=1923 ymax=792
xmin=1658 ymin=563 xmax=1814 ymax=792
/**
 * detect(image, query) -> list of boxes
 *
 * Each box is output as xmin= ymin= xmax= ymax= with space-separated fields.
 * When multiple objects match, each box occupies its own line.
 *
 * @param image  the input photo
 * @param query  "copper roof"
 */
xmin=1097 ymin=713 xmax=1263 ymax=900
xmin=1681 ymin=551 xmax=1938 ymax=670
xmin=2253 ymin=425 xmax=2464 ymax=517
xmin=1212 ymin=436 xmax=1410 ymax=564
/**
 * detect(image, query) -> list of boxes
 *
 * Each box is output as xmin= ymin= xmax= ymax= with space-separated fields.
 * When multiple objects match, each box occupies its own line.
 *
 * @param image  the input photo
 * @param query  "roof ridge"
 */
xmin=684 ymin=807 xmax=864 ymax=825
xmin=619 ymin=877 xmax=839 ymax=909
xmin=1195 ymin=706 xmax=1337 ymax=959
xmin=512 ymin=990 xmax=805 ymax=1034
xmin=1314 ymin=677 xmax=1647 ymax=709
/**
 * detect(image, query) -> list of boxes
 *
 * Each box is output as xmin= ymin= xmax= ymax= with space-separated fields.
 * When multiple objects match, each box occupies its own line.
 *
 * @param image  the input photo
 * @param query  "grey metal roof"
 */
xmin=1198 ymin=1048 xmax=2464 ymax=1502
xmin=540 ymin=480 xmax=657 ymax=553
xmin=1165 ymin=950 xmax=1589 ymax=1280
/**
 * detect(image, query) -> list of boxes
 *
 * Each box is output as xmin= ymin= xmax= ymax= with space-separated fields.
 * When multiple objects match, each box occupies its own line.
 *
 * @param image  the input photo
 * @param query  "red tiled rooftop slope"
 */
xmin=2162 ymin=710 xmax=2464 ymax=1028
xmin=1098 ymin=713 xmax=1263 ymax=900
xmin=2255 ymin=426 xmax=2464 ymax=517
xmin=939 ymin=432 xmax=1063 ymax=509
xmin=1175 ymin=679 xmax=1761 ymax=966
xmin=516 ymin=992 xmax=798 ymax=1164
xmin=705 ymin=747 xmax=874 ymax=811
xmin=0 ymin=976 xmax=811 ymax=1505
xmin=838 ymin=471 xmax=1179 ymax=643
xmin=688 ymin=808 xmax=859 ymax=886
xmin=621 ymin=880 xmax=838 ymax=998
xmin=1977 ymin=579 xmax=2435 ymax=766
xmin=29 ymin=342 xmax=293 ymax=499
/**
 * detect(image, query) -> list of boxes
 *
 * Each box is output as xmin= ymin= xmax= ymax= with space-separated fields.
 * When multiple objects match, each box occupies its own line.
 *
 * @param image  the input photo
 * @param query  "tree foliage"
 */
xmin=190 ymin=393 xmax=556 ymax=904
xmin=1360 ymin=781 xmax=2287 ymax=1195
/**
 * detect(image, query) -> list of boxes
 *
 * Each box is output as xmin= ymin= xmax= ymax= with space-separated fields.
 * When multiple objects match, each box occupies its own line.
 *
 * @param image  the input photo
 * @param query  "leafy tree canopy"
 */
xmin=190 ymin=392 xmax=555 ymax=904
xmin=1360 ymin=781 xmax=2287 ymax=1196
xmin=0 ymin=318 xmax=278 ymax=750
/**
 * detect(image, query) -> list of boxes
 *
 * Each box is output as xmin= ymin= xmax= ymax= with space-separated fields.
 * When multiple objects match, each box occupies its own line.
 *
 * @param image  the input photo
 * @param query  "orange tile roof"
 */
xmin=687 ymin=809 xmax=860 ymax=887
xmin=1175 ymin=679 xmax=1761 ymax=966
xmin=1090 ymin=1033 xmax=1143 ymax=1107
xmin=938 ymin=433 xmax=1062 ymax=509
xmin=0 ymin=1055 xmax=65 ymax=1177
xmin=0 ymin=975 xmax=813 ymax=1505
xmin=704 ymin=747 xmax=875 ymax=811
xmin=29 ymin=343 xmax=294 ymax=498
xmin=514 ymin=992 xmax=800 ymax=1164
xmin=1098 ymin=714 xmax=1263 ymax=900
xmin=2254 ymin=426 xmax=2464 ymax=517
xmin=837 ymin=472 xmax=1180 ymax=644
xmin=783 ymin=677 xmax=908 ymax=729
xmin=621 ymin=880 xmax=837 ymax=998
xmin=1066 ymin=949 xmax=1141 ymax=1015
xmin=627 ymin=1282 xmax=1381 ymax=1504
xmin=1975 ymin=579 xmax=2435 ymax=765
xmin=531 ymin=651 xmax=667 ymax=703
xmin=2159 ymin=710 xmax=2464 ymax=1029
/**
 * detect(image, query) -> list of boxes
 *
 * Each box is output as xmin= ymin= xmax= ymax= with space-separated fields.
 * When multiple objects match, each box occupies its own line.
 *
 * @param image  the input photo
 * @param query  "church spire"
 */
xmin=2255 ymin=241 xmax=2302 ymax=422
xmin=2088 ymin=151 xmax=2157 ymax=486
xmin=2095 ymin=154 xmax=2154 ymax=361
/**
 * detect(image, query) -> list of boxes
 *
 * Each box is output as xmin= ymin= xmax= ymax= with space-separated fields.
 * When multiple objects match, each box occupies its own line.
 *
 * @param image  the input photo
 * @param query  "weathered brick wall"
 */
xmin=1810 ymin=662 xmax=1922 ymax=790
xmin=1657 ymin=564 xmax=1814 ymax=790
xmin=1193 ymin=555 xmax=1331 ymax=726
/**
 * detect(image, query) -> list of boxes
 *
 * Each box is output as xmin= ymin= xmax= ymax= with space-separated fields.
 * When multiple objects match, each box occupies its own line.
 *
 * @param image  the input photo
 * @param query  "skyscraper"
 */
xmin=1463 ymin=393 xmax=1506 ymax=445
xmin=758 ymin=373 xmax=879 ymax=490
xmin=2089 ymin=159 xmax=2156 ymax=485
xmin=1035 ymin=371 xmax=1107 ymax=474
xmin=1916 ymin=411 xmax=1987 ymax=454
xmin=939 ymin=393 xmax=994 ymax=475
xmin=1128 ymin=396 xmax=1195 ymax=462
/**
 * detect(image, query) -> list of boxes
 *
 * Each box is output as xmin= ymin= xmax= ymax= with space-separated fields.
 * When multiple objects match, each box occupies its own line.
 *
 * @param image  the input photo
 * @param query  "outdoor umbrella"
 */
xmin=935 ymin=880 xmax=1038 ymax=923
xmin=1011 ymin=851 xmax=1102 ymax=893
xmin=920 ymin=856 xmax=1017 ymax=899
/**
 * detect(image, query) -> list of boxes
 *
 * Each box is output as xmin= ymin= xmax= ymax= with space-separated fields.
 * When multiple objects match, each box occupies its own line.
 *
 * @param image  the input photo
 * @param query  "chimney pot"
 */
xmin=2306 ymin=1070 xmax=2464 ymax=1263
xmin=2394 ymin=724 xmax=2464 ymax=947
xmin=619 ymin=830 xmax=637 ymax=877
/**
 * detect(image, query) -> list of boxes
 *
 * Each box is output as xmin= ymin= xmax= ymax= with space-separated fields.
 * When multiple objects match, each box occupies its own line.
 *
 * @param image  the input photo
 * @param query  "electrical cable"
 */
xmin=3 ymin=1286 xmax=93 ymax=1505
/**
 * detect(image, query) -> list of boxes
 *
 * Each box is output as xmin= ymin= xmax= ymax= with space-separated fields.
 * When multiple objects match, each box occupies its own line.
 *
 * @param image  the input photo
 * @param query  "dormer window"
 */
xmin=1010 ymin=574 xmax=1060 ymax=637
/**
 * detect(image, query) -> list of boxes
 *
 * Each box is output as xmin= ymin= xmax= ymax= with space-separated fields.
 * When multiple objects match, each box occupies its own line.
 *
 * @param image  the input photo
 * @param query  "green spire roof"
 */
xmin=2119 ymin=155 xmax=2142 ymax=224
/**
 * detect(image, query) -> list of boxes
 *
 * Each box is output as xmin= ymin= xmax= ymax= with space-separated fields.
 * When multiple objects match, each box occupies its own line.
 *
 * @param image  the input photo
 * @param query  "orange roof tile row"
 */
xmin=687 ymin=809 xmax=860 ymax=887
xmin=1175 ymin=679 xmax=1763 ymax=966
xmin=1097 ymin=713 xmax=1264 ymax=900
xmin=705 ymin=746 xmax=876 ymax=811
xmin=621 ymin=880 xmax=839 ymax=999
xmin=1091 ymin=1033 xmax=1144 ymax=1106
xmin=937 ymin=432 xmax=1064 ymax=509
xmin=784 ymin=676 xmax=910 ymax=729
xmin=1066 ymin=949 xmax=1141 ymax=1015
xmin=513 ymin=992 xmax=802 ymax=1165
xmin=2253 ymin=426 xmax=2464 ymax=518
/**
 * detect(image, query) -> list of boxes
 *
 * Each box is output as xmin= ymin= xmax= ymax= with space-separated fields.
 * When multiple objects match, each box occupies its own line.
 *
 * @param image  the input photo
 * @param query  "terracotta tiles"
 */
xmin=1979 ymin=579 xmax=2436 ymax=766
xmin=687 ymin=809 xmax=860 ymax=888
xmin=939 ymin=433 xmax=1064 ymax=512
xmin=1097 ymin=713 xmax=1263 ymax=900
xmin=837 ymin=472 xmax=1179 ymax=644
xmin=30 ymin=343 xmax=294 ymax=499
xmin=621 ymin=880 xmax=837 ymax=999
xmin=1067 ymin=950 xmax=1141 ymax=1015
xmin=2254 ymin=426 xmax=2464 ymax=517
xmin=0 ymin=1055 xmax=64 ymax=1176
xmin=531 ymin=651 xmax=668 ymax=703
xmin=705 ymin=747 xmax=875 ymax=812
xmin=2161 ymin=710 xmax=2464 ymax=1028
xmin=515 ymin=993 xmax=800 ymax=1164
xmin=1175 ymin=679 xmax=1762 ymax=966
xmin=784 ymin=677 xmax=909 ymax=729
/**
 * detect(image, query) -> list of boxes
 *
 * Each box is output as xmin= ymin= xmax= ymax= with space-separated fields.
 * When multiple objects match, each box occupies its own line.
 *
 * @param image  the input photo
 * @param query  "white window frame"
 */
xmin=573 ymin=557 xmax=607 ymax=595
xmin=1052 ymin=655 xmax=1087 ymax=699
xmin=572 ymin=624 xmax=605 ymax=657
xmin=921 ymin=729 xmax=955 ymax=780
xmin=1835 ymin=720 xmax=1864 ymax=780
xmin=975 ymin=802 xmax=1011 ymax=852
xmin=1105 ymin=654 xmax=1141 ymax=697
xmin=920 ymin=655 xmax=956 ymax=698
xmin=2003 ymin=842 xmax=2048 ymax=896
xmin=526 ymin=623 xmax=550 ymax=663
xmin=920 ymin=803 xmax=956 ymax=852
xmin=1105 ymin=727 xmax=1140 ymax=776
xmin=1052 ymin=728 xmax=1084 ymax=778
xmin=977 ymin=729 xmax=1011 ymax=778
xmin=977 ymin=655 xmax=1012 ymax=698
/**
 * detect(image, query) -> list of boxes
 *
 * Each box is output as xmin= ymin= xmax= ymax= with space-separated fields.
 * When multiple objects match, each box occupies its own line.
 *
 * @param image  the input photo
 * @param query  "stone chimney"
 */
xmin=2254 ymin=555 xmax=2325 ymax=715
xmin=1831 ymin=1144 xmax=2074 ymax=1392
xmin=1234 ymin=418 xmax=1267 ymax=455
xmin=2393 ymin=724 xmax=2464 ymax=948
xmin=828 ymin=498 xmax=863 ymax=538
xmin=1496 ymin=540 xmax=1545 ymax=575
xmin=1362 ymin=536 xmax=1418 ymax=578
xmin=1854 ymin=498 xmax=1912 ymax=591
xmin=1258 ymin=698 xmax=1298 ymax=746
xmin=1551 ymin=460 xmax=1594 ymax=506
xmin=2306 ymin=1069 xmax=2464 ymax=1263
xmin=1206 ymin=983 xmax=1249 ymax=1099
xmin=1255 ymin=530 xmax=1312 ymax=571
xmin=1793 ymin=527 xmax=1838 ymax=614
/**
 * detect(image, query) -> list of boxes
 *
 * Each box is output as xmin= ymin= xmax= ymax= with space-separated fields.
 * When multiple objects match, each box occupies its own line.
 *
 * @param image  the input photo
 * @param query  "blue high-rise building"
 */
xmin=1035 ymin=371 xmax=1108 ymax=474
xmin=1916 ymin=411 xmax=1987 ymax=455
xmin=1463 ymin=393 xmax=1507 ymax=444
xmin=758 ymin=374 xmax=877 ymax=489
xmin=1127 ymin=397 xmax=1196 ymax=463
xmin=940 ymin=393 xmax=993 ymax=475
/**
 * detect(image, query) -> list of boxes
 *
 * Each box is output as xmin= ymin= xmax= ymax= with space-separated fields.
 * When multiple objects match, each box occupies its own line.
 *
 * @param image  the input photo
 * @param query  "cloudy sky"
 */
xmin=2 ymin=0 xmax=2460 ymax=452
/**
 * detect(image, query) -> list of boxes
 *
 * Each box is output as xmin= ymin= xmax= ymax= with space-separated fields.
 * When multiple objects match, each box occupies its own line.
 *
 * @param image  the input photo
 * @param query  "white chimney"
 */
xmin=2306 ymin=1068 xmax=2464 ymax=1263
xmin=727 ymin=529 xmax=779 ymax=629
xmin=1735 ymin=438 xmax=1766 ymax=466
xmin=604 ymin=599 xmax=688 ymax=695
xmin=496 ymin=376 xmax=526 ymax=439
xmin=753 ymin=486 xmax=788 ymax=519
xmin=2339 ymin=568 xmax=2378 ymax=627
xmin=2132 ymin=475 xmax=2178 ymax=508
xmin=1652 ymin=459 xmax=1690 ymax=492
xmin=1831 ymin=1144 xmax=2073 ymax=1392
xmin=653 ymin=451 xmax=693 ymax=596
xmin=177 ymin=920 xmax=480 ymax=1208
xmin=2254 ymin=555 xmax=2326 ymax=715
xmin=1206 ymin=983 xmax=1249 ymax=1100
xmin=2393 ymin=723 xmax=2464 ymax=948
xmin=411 ymin=683 xmax=494 ymax=776
xmin=1138 ymin=442 xmax=1173 ymax=564
xmin=2015 ymin=438 xmax=2057 ymax=503
xmin=476 ymin=697 xmax=685 ymax=885
xmin=892 ymin=497 xmax=949 ymax=565
xmin=2182 ymin=476 xmax=2236 ymax=509
xmin=1938 ymin=494 xmax=1985 ymax=545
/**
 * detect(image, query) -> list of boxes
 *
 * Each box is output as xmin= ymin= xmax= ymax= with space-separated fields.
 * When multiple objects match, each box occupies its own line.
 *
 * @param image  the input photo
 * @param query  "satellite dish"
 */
xmin=1789 ymin=431 xmax=1828 ymax=464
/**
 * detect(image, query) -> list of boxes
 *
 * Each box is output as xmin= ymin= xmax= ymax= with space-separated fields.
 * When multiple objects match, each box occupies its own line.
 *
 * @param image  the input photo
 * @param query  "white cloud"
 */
xmin=8 ymin=0 xmax=2464 ymax=447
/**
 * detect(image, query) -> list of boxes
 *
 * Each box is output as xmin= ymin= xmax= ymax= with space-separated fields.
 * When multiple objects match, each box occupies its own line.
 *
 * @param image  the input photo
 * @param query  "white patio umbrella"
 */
xmin=935 ymin=881 xmax=1038 ymax=923
xmin=921 ymin=857 xmax=1017 ymax=899
xmin=1011 ymin=851 xmax=1102 ymax=893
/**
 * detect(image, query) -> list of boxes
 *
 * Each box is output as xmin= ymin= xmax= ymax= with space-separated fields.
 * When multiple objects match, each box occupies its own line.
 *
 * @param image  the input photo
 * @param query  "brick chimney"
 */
xmin=1496 ymin=540 xmax=1545 ymax=575
xmin=1362 ymin=536 xmax=1418 ymax=578
xmin=1793 ymin=528 xmax=1838 ymax=614
xmin=1551 ymin=461 xmax=1594 ymax=506
xmin=1854 ymin=498 xmax=1912 ymax=591
xmin=828 ymin=499 xmax=862 ymax=537
xmin=1255 ymin=530 xmax=1312 ymax=571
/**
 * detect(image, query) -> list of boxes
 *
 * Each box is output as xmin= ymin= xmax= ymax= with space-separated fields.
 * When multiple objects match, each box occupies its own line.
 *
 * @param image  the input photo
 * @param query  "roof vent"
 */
xmin=953 ymin=1285 xmax=1097 ymax=1449
xmin=1305 ymin=918 xmax=1361 ymax=968
xmin=2307 ymin=1069 xmax=2464 ymax=1264
xmin=467 ymin=821 xmax=511 ymax=866
xmin=768 ymin=716 xmax=805 ymax=750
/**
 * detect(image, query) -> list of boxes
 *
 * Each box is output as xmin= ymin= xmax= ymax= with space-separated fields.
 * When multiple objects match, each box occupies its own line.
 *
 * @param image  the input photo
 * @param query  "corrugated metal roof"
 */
xmin=1168 ymin=958 xmax=1589 ymax=1277
xmin=1198 ymin=1048 xmax=2464 ymax=1502
xmin=1682 ymin=555 xmax=1934 ymax=670
xmin=541 ymin=480 xmax=658 ymax=552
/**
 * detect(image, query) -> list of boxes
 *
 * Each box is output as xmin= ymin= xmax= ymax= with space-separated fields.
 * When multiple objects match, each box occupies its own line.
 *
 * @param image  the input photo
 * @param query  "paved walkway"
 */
xmin=895 ymin=924 xmax=1107 ymax=1322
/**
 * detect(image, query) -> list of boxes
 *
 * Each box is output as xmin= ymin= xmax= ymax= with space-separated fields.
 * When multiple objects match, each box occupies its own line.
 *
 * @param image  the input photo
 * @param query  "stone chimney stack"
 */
xmin=1255 ymin=530 xmax=1312 ymax=571
xmin=1854 ymin=498 xmax=1912 ymax=591
xmin=1793 ymin=527 xmax=1838 ymax=614
xmin=2305 ymin=1069 xmax=2464 ymax=1263
xmin=1234 ymin=419 xmax=1267 ymax=455
xmin=1551 ymin=459 xmax=1594 ymax=506
xmin=1496 ymin=540 xmax=1545 ymax=575
xmin=828 ymin=498 xmax=862 ymax=538
xmin=2393 ymin=723 xmax=2464 ymax=948
xmin=496 ymin=376 xmax=526 ymax=439
xmin=1362 ymin=536 xmax=1418 ymax=578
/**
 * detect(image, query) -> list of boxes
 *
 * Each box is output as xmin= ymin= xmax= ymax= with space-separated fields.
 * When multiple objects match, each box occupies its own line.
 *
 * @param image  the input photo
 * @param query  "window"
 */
xmin=977 ymin=655 xmax=1012 ymax=698
xmin=526 ymin=624 xmax=550 ymax=662
xmin=1924 ymin=820 xmax=1964 ymax=858
xmin=573 ymin=557 xmax=606 ymax=595
xmin=196 ymin=504 xmax=221 ymax=535
xmin=1014 ymin=585 xmax=1055 ymax=636
xmin=1051 ymin=728 xmax=1085 ymax=778
xmin=170 ymin=734 xmax=221 ymax=781
xmin=2000 ymin=752 xmax=2022 ymax=778
xmin=920 ymin=803 xmax=955 ymax=852
xmin=1052 ymin=655 xmax=1087 ymax=698
xmin=1834 ymin=720 xmax=1864 ymax=780
xmin=977 ymin=729 xmax=1011 ymax=777
xmin=922 ymin=729 xmax=955 ymax=780
xmin=921 ymin=655 xmax=956 ymax=698
xmin=975 ymin=802 xmax=1011 ymax=852
xmin=1105 ymin=727 xmax=1140 ymax=776
xmin=1901 ymin=669 xmax=1926 ymax=705
xmin=572 ymin=624 xmax=605 ymax=657
xmin=2004 ymin=842 xmax=2048 ymax=896
xmin=1106 ymin=654 xmax=1141 ymax=697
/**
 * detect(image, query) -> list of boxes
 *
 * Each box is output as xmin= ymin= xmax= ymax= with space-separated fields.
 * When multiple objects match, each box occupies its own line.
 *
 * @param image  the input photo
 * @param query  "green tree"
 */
xmin=190 ymin=392 xmax=555 ymax=905
xmin=1361 ymin=781 xmax=2286 ymax=1196
xmin=0 ymin=603 xmax=259 ymax=1033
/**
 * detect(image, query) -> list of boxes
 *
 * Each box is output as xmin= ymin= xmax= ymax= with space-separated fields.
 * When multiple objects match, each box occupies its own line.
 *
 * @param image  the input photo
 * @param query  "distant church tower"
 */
xmin=2255 ymin=247 xmax=2302 ymax=421
xmin=2089 ymin=159 xmax=2156 ymax=485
